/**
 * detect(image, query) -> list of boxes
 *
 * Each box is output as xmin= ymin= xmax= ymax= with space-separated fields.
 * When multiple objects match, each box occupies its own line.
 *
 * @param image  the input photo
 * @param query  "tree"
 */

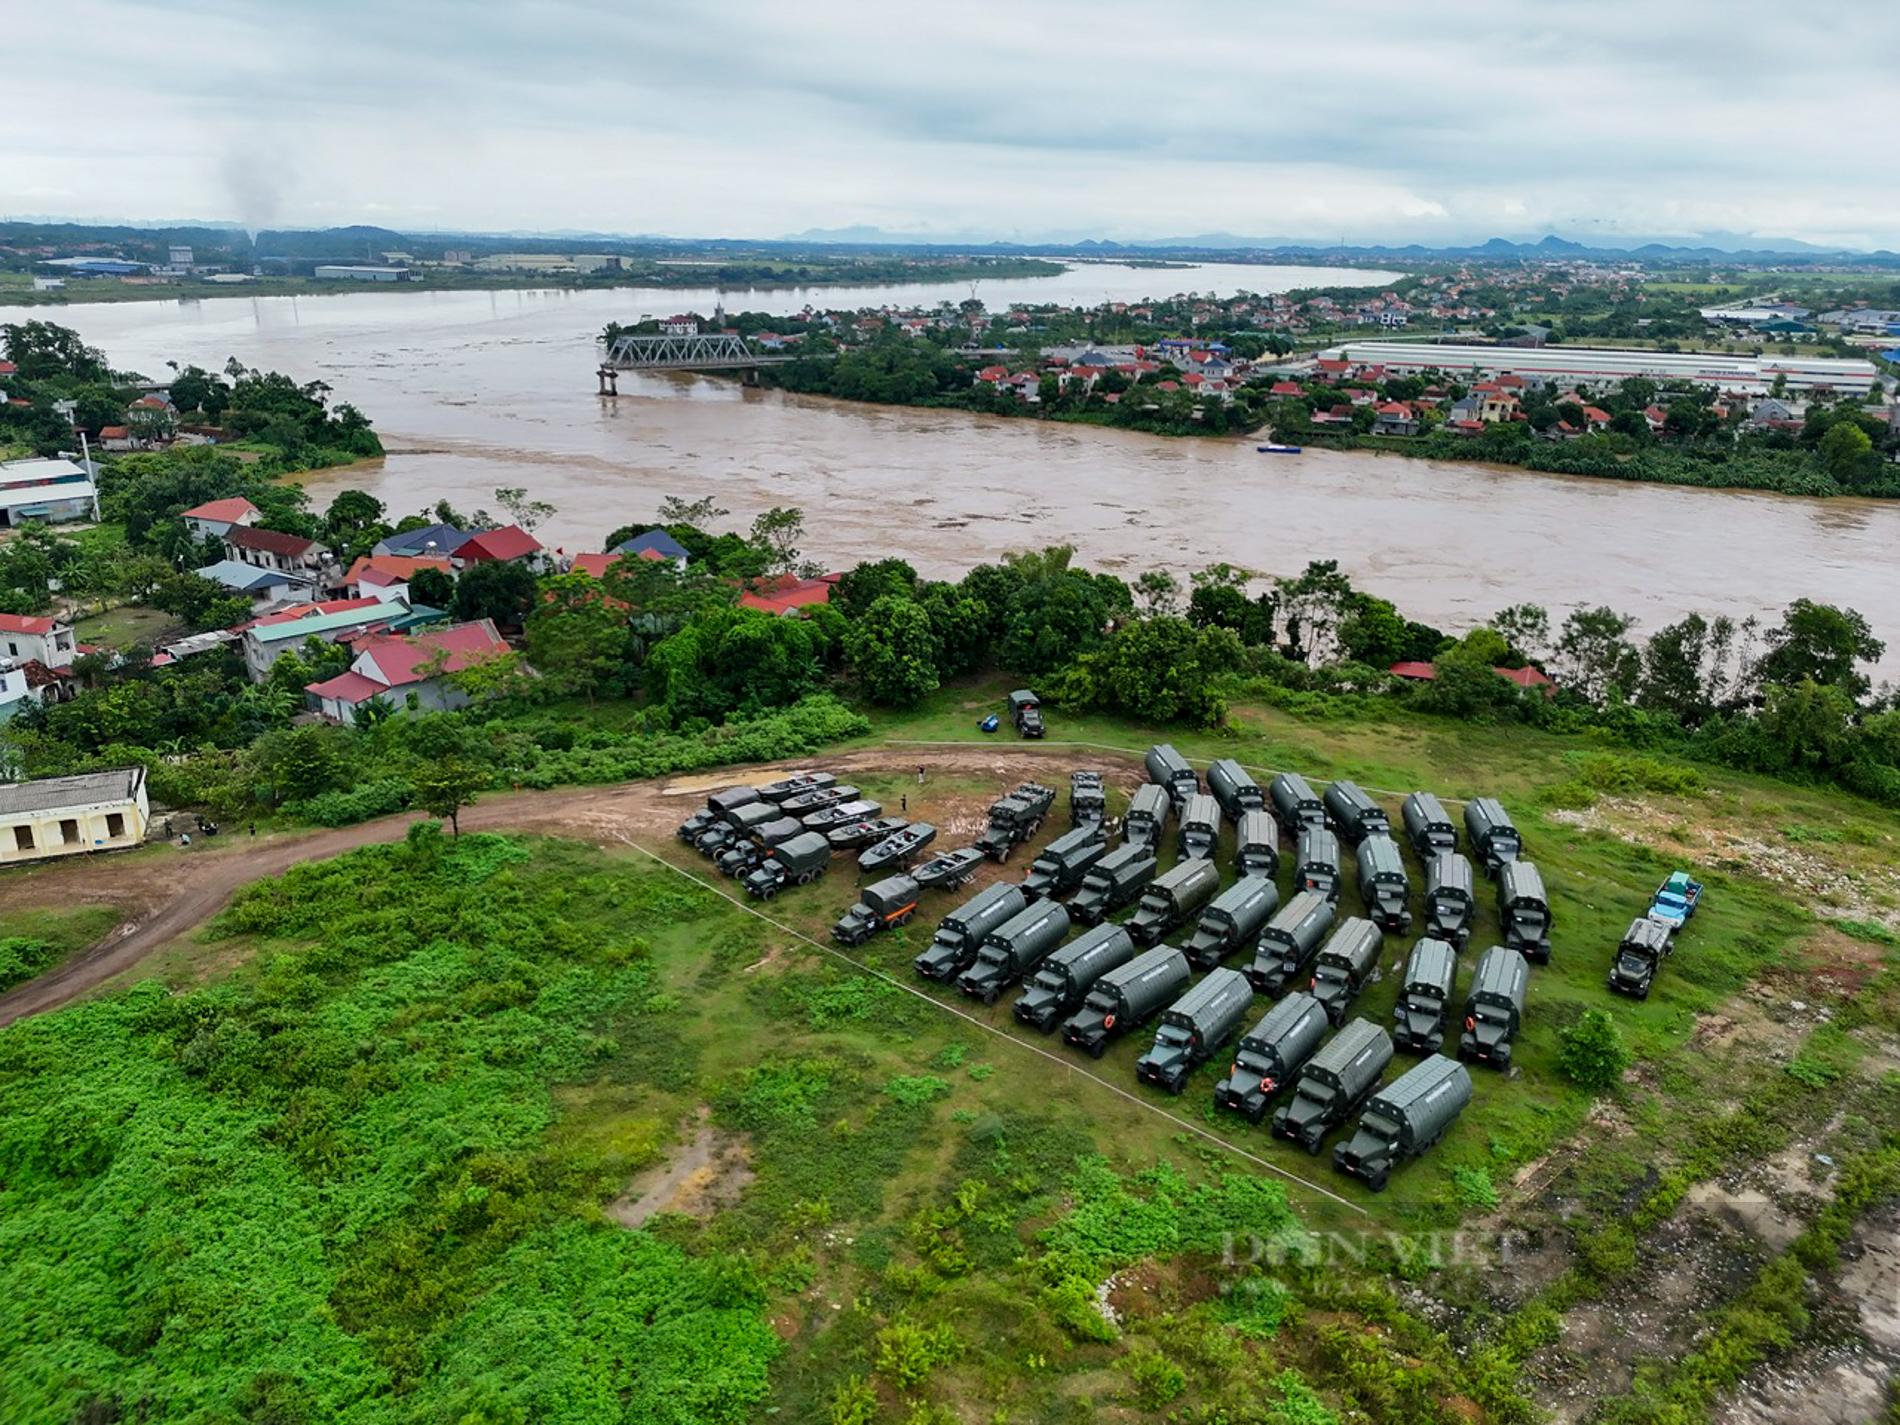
xmin=749 ymin=506 xmax=809 ymax=577
xmin=1491 ymin=604 xmax=1550 ymax=666
xmin=832 ymin=558 xmax=918 ymax=619
xmin=1 ymin=320 xmax=108 ymax=382
xmin=844 ymin=596 xmax=939 ymax=707
xmin=1051 ymin=617 xmax=1237 ymax=728
xmin=656 ymin=494 xmax=729 ymax=527
xmin=1559 ymin=1008 xmax=1631 ymax=1092
xmin=1337 ymin=594 xmax=1409 ymax=668
xmin=1553 ymin=606 xmax=1641 ymax=705
xmin=452 ymin=560 xmax=538 ymax=627
xmin=525 ymin=573 xmax=627 ymax=702
xmin=413 ymin=757 xmax=487 ymax=837
xmin=323 ymin=490 xmax=387 ymax=549
xmin=1275 ymin=560 xmax=1355 ymax=665
xmin=1756 ymin=599 xmax=1884 ymax=700
xmin=1133 ymin=569 xmax=1181 ymax=617
xmin=407 ymin=566 xmax=455 ymax=610
xmin=1817 ymin=421 xmax=1875 ymax=486
xmin=916 ymin=581 xmax=990 ymax=679
xmin=493 ymin=485 xmax=554 ymax=534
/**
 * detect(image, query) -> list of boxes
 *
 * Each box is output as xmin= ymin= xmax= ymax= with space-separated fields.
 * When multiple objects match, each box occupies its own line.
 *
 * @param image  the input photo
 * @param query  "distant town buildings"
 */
xmin=1335 ymin=341 xmax=1878 ymax=396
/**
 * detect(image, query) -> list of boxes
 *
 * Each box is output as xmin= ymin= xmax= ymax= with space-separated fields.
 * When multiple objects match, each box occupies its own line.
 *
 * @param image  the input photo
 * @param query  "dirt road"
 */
xmin=0 ymin=745 xmax=1137 ymax=1029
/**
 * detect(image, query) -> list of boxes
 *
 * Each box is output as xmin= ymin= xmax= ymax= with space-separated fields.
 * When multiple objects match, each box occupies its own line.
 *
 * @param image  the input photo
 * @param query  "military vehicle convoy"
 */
xmin=1145 ymin=743 xmax=1200 ymax=808
xmin=1272 ymin=1018 xmax=1395 ymax=1154
xmin=832 ymin=875 xmax=923 ymax=946
xmin=678 ymin=784 xmax=761 ymax=843
xmin=1401 ymin=791 xmax=1459 ymax=859
xmin=1332 ymin=1054 xmax=1473 ymax=1191
xmin=1214 ymin=992 xmax=1330 ymax=1123
xmin=1498 ymin=861 xmax=1553 ymax=963
xmin=1069 ymin=771 xmax=1106 ymax=829
xmin=1136 ymin=968 xmax=1254 ymax=1095
xmin=1310 ymin=917 xmax=1385 ymax=1027
xmin=696 ymin=800 xmax=778 ymax=856
xmin=911 ymin=846 xmax=985 ymax=890
xmin=1022 ymin=825 xmax=1108 ymax=901
xmin=1423 ymin=852 xmax=1477 ymax=950
xmin=1062 ymin=946 xmax=1192 ymax=1058
xmin=916 ymin=883 xmax=1027 ymax=982
xmin=1065 ymin=843 xmax=1156 ymax=926
xmin=1234 ymin=809 xmax=1281 ymax=880
xmin=1184 ymin=876 xmax=1280 ymax=971
xmin=1247 ymin=890 xmax=1337 ymax=995
xmin=1459 ymin=946 xmax=1529 ymax=1069
xmin=1392 ymin=937 xmax=1459 ymax=1052
xmin=1295 ymin=825 xmax=1344 ymax=902
xmin=1324 ymin=780 xmax=1390 ymax=845
xmin=1465 ymin=797 xmax=1523 ymax=876
xmin=861 ymin=822 xmax=938 ymax=874
xmin=1122 ymin=784 xmax=1173 ymax=852
xmin=1128 ymin=858 xmax=1222 ymax=946
xmin=1269 ymin=771 xmax=1328 ymax=837
xmin=1355 ymin=835 xmax=1413 ymax=933
xmin=716 ymin=815 xmax=805 ymax=875
xmin=1014 ymin=924 xmax=1136 ymax=1032
xmin=1207 ymin=758 xmax=1266 ymax=819
xmin=758 ymin=771 xmax=837 ymax=804
xmin=975 ymin=782 xmax=1056 ymax=861
xmin=743 ymin=832 xmax=832 ymax=899
xmin=1009 ymin=688 xmax=1045 ymax=739
xmin=1177 ymin=793 xmax=1222 ymax=861
xmin=1608 ymin=916 xmax=1673 ymax=998
xmin=958 ymin=900 xmax=1072 ymax=1005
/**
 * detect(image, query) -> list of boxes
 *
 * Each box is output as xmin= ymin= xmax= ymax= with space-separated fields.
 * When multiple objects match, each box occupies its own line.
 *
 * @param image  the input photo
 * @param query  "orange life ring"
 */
xmin=1465 ymin=1015 xmax=1476 ymax=1031
xmin=1104 ymin=1013 xmax=1116 ymax=1029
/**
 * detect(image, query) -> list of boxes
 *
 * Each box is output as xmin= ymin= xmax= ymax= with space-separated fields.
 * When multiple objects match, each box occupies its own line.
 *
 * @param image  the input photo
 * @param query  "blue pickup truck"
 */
xmin=1648 ymin=872 xmax=1703 ymax=933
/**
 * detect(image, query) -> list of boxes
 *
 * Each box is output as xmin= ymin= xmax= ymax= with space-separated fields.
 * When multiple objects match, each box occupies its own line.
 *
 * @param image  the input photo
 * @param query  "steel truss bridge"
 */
xmin=596 ymin=332 xmax=829 ymax=393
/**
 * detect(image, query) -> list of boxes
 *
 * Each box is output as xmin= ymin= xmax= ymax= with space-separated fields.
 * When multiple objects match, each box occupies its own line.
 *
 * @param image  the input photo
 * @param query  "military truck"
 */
xmin=831 ymin=874 xmax=922 ymax=947
xmin=1272 ymin=1018 xmax=1395 ymax=1155
xmin=911 ymin=847 xmax=985 ymax=890
xmin=800 ymin=799 xmax=883 ymax=832
xmin=1014 ymin=923 xmax=1135 ymax=1032
xmin=826 ymin=815 xmax=909 ymax=850
xmin=678 ymin=784 xmax=760 ymax=843
xmin=1356 ymin=834 xmax=1413 ymax=933
xmin=915 ymin=883 xmax=1028 ymax=982
xmin=716 ymin=815 xmax=805 ymax=876
xmin=1333 ymin=1055 xmax=1473 ymax=1192
xmin=1184 ymin=876 xmax=1280 ymax=971
xmin=1310 ymin=917 xmax=1385 ymax=1027
xmin=1324 ymin=780 xmax=1390 ymax=845
xmin=958 ymin=899 xmax=1072 ymax=1005
xmin=975 ymin=782 xmax=1056 ymax=862
xmin=695 ymin=800 xmax=778 ymax=856
xmin=782 ymin=783 xmax=861 ymax=816
xmin=1295 ymin=825 xmax=1344 ymax=902
xmin=1128 ymin=857 xmax=1222 ymax=947
xmin=1208 ymin=758 xmax=1266 ymax=820
xmin=1022 ymin=824 xmax=1108 ymax=901
xmin=1061 ymin=945 xmax=1191 ymax=1058
xmin=1214 ymin=992 xmax=1330 ymax=1123
xmin=742 ymin=831 xmax=832 ymax=900
xmin=1122 ymin=784 xmax=1172 ymax=853
xmin=1177 ymin=793 xmax=1222 ymax=862
xmin=1009 ymin=688 xmax=1045 ymax=739
xmin=1067 ymin=843 xmax=1157 ymax=927
xmin=1145 ymin=743 xmax=1200 ymax=808
xmin=1247 ymin=889 xmax=1336 ymax=995
xmin=1136 ymin=968 xmax=1254 ymax=1095
xmin=1459 ymin=945 xmax=1529 ymax=1069
xmin=1464 ymin=797 xmax=1523 ymax=876
xmin=860 ymin=822 xmax=938 ymax=875
xmin=1498 ymin=861 xmax=1553 ymax=964
xmin=1608 ymin=916 xmax=1673 ymax=998
xmin=1401 ymin=791 xmax=1459 ymax=859
xmin=1269 ymin=771 xmax=1327 ymax=838
xmin=1069 ymin=771 xmax=1106 ymax=829
xmin=1423 ymin=852 xmax=1477 ymax=950
xmin=1392 ymin=937 xmax=1458 ymax=1053
xmin=757 ymin=771 xmax=836 ymax=804
xmin=1234 ymin=809 xmax=1281 ymax=880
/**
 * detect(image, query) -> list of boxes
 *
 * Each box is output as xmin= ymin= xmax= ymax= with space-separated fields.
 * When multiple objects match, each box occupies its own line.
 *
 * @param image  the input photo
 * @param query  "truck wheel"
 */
xmin=1168 ymin=1077 xmax=1183 ymax=1097
xmin=1247 ymin=1104 xmax=1266 ymax=1125
xmin=760 ymin=886 xmax=777 ymax=901
xmin=1304 ymin=1137 xmax=1323 ymax=1158
xmin=1027 ymin=818 xmax=1042 ymax=837
xmin=1638 ymin=984 xmax=1650 ymax=1000
xmin=1369 ymin=1172 xmax=1389 ymax=1193
xmin=983 ymin=988 xmax=999 ymax=1007
xmin=1089 ymin=1042 xmax=1105 ymax=1060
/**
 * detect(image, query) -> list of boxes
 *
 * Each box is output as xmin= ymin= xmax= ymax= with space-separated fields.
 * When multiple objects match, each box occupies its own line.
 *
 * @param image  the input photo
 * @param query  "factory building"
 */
xmin=312 ymin=265 xmax=411 ymax=282
xmin=1334 ymin=342 xmax=1877 ymax=396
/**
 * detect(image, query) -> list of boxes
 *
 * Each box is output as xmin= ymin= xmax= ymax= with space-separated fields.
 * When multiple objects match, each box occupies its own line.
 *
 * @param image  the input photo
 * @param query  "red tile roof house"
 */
xmin=337 ymin=554 xmax=454 ymax=602
xmin=306 ymin=619 xmax=514 ymax=721
xmin=0 ymin=612 xmax=77 ymax=668
xmin=181 ymin=496 xmax=261 ymax=540
xmin=452 ymin=524 xmax=546 ymax=571
xmin=738 ymin=573 xmax=840 ymax=616
xmin=224 ymin=525 xmax=334 ymax=586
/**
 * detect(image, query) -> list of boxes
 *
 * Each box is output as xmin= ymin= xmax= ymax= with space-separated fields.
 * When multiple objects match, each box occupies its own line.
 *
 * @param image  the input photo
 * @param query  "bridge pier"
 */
xmin=596 ymin=365 xmax=618 ymax=396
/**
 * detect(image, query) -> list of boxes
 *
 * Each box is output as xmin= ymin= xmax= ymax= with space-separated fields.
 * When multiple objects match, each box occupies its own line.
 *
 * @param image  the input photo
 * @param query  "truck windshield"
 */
xmin=1358 ymin=1112 xmax=1400 ymax=1140
xmin=1155 ymin=1027 xmax=1190 ymax=1049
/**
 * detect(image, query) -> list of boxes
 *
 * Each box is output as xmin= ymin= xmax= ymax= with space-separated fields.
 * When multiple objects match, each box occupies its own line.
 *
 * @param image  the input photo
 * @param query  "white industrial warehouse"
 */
xmin=1334 ymin=342 xmax=1879 ymax=395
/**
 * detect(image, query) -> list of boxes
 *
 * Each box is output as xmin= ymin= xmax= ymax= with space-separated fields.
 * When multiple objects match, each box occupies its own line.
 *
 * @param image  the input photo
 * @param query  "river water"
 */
xmin=53 ymin=263 xmax=1900 ymax=670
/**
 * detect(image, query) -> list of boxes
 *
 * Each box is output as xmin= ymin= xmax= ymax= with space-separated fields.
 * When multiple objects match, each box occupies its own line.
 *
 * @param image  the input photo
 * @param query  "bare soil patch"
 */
xmin=607 ymin=1109 xmax=754 ymax=1229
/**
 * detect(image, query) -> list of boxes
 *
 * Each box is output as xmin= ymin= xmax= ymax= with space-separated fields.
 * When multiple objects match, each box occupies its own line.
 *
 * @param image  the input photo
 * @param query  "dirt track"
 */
xmin=0 ymin=745 xmax=1138 ymax=1029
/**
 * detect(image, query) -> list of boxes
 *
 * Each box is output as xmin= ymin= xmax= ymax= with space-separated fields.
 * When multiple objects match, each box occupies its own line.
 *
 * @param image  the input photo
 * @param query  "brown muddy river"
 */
xmin=57 ymin=269 xmax=1900 ymax=668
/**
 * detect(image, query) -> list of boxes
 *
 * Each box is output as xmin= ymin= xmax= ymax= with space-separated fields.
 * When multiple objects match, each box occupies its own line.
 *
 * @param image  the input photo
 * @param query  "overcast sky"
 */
xmin=6 ymin=0 xmax=1898 ymax=248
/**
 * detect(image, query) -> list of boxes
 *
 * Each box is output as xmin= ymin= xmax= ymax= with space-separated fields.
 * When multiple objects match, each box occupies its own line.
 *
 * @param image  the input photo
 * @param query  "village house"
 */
xmin=0 ymin=612 xmax=76 ymax=668
xmin=373 ymin=523 xmax=471 ymax=559
xmin=0 ymin=766 xmax=149 ymax=865
xmin=739 ymin=573 xmax=840 ymax=616
xmin=304 ymin=619 xmax=512 ymax=721
xmin=239 ymin=598 xmax=413 ymax=681
xmin=0 ymin=456 xmax=97 ymax=527
xmin=224 ymin=525 xmax=334 ymax=587
xmin=453 ymin=524 xmax=545 ymax=571
xmin=337 ymin=554 xmax=453 ymax=604
xmin=0 ymin=657 xmax=29 ymax=720
xmin=181 ymin=496 xmax=261 ymax=541
xmin=1372 ymin=402 xmax=1421 ymax=437
xmin=612 ymin=528 xmax=691 ymax=564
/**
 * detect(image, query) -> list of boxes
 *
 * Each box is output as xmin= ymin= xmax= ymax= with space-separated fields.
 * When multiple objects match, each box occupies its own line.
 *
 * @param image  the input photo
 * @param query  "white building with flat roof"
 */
xmin=1335 ymin=342 xmax=1877 ymax=396
xmin=0 ymin=457 xmax=97 ymax=526
xmin=0 ymin=766 xmax=149 ymax=864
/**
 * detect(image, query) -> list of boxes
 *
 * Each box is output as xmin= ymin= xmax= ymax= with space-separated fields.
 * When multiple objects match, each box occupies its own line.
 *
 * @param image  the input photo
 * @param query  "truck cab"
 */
xmin=1609 ymin=915 xmax=1672 ymax=998
xmin=1009 ymin=688 xmax=1045 ymax=739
